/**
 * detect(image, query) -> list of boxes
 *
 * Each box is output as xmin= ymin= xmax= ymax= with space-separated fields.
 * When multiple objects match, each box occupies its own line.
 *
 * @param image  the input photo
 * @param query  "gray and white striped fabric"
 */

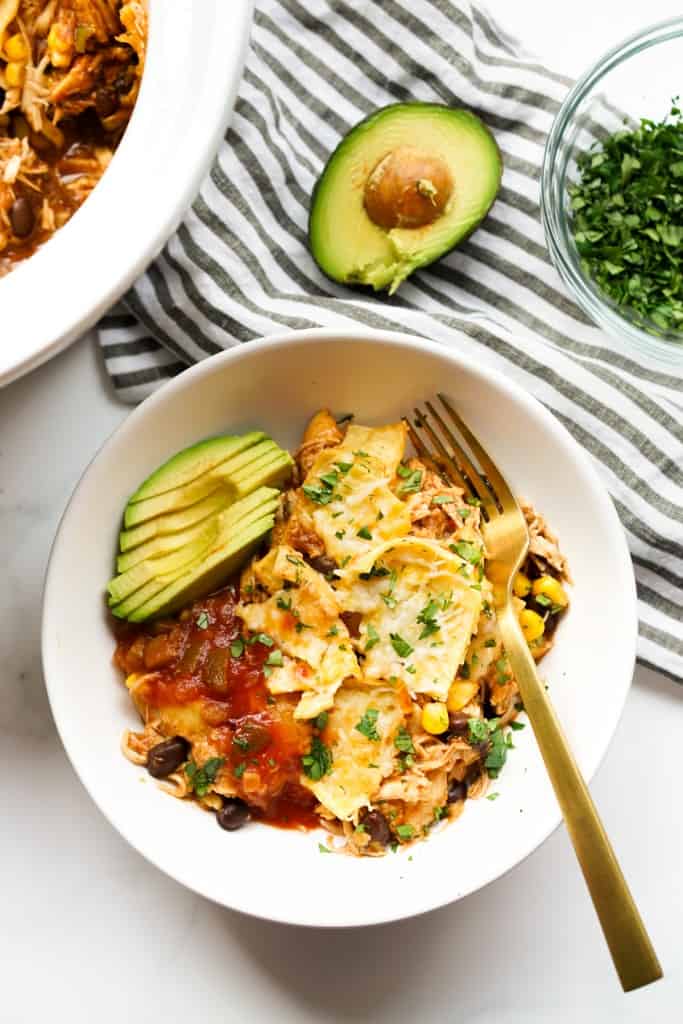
xmin=97 ymin=0 xmax=683 ymax=681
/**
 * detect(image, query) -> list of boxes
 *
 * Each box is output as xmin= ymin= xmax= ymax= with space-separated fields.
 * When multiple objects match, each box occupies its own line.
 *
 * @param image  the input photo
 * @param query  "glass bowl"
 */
xmin=541 ymin=18 xmax=683 ymax=366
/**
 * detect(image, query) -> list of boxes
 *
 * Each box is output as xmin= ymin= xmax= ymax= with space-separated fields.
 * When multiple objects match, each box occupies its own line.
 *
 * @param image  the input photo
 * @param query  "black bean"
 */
xmin=308 ymin=554 xmax=338 ymax=577
xmin=447 ymin=711 xmax=469 ymax=737
xmin=474 ymin=739 xmax=491 ymax=757
xmin=95 ymin=87 xmax=118 ymax=118
xmin=359 ymin=808 xmax=391 ymax=846
xmin=146 ymin=736 xmax=190 ymax=778
xmin=217 ymin=798 xmax=251 ymax=831
xmin=447 ymin=779 xmax=467 ymax=803
xmin=9 ymin=197 xmax=34 ymax=238
xmin=465 ymin=764 xmax=482 ymax=787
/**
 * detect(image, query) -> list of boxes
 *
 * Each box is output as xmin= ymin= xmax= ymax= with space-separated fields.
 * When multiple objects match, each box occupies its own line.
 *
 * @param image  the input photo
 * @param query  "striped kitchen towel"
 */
xmin=97 ymin=0 xmax=683 ymax=681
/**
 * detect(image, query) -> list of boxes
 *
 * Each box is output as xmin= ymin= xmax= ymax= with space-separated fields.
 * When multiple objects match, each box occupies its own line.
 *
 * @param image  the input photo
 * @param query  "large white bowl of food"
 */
xmin=0 ymin=0 xmax=253 ymax=386
xmin=42 ymin=328 xmax=637 ymax=927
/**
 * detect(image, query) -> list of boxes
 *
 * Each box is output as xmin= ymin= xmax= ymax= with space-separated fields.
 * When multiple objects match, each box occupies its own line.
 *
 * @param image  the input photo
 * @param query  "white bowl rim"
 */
xmin=42 ymin=327 xmax=638 ymax=927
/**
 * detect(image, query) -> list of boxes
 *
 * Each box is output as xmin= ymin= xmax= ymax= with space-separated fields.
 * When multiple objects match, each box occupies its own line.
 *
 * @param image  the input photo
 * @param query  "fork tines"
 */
xmin=405 ymin=395 xmax=507 ymax=520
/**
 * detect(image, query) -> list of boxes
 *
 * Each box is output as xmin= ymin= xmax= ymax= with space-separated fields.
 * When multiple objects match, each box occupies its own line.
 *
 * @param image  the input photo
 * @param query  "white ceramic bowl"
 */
xmin=42 ymin=329 xmax=637 ymax=927
xmin=0 ymin=0 xmax=253 ymax=387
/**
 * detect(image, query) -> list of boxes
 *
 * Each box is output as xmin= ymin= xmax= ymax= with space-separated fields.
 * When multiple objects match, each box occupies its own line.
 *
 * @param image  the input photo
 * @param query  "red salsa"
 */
xmin=114 ymin=585 xmax=318 ymax=829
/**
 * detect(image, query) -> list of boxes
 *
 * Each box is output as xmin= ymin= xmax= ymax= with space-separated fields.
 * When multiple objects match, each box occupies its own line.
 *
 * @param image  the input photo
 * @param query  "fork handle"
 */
xmin=498 ymin=604 xmax=662 ymax=992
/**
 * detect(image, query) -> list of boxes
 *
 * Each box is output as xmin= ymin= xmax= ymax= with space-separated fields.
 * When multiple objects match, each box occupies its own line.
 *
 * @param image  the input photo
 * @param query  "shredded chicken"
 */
xmin=0 ymin=0 xmax=146 ymax=273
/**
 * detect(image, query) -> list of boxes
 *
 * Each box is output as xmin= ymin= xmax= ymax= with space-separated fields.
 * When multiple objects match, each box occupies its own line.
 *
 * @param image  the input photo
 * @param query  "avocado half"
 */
xmin=309 ymin=103 xmax=502 ymax=294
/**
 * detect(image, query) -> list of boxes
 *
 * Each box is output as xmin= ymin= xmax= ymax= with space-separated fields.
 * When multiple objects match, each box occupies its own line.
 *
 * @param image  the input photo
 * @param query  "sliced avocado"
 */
xmin=309 ymin=103 xmax=501 ymax=294
xmin=233 ymin=449 xmax=292 ymax=495
xmin=119 ymin=487 xmax=232 ymax=553
xmin=110 ymin=493 xmax=279 ymax=619
xmin=124 ymin=438 xmax=292 ymax=528
xmin=127 ymin=431 xmax=265 ymax=504
xmin=127 ymin=512 xmax=276 ymax=622
xmin=116 ymin=486 xmax=280 ymax=573
xmin=108 ymin=516 xmax=220 ymax=606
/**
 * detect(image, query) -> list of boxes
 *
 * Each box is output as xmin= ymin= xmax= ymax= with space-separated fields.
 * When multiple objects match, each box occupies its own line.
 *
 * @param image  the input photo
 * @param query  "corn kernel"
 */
xmin=47 ymin=25 xmax=70 ymax=67
xmin=5 ymin=61 xmax=25 ymax=87
xmin=421 ymin=701 xmax=450 ymax=735
xmin=447 ymin=681 xmax=478 ymax=713
xmin=513 ymin=572 xmax=531 ymax=598
xmin=519 ymin=608 xmax=545 ymax=643
xmin=532 ymin=575 xmax=568 ymax=609
xmin=5 ymin=33 xmax=27 ymax=61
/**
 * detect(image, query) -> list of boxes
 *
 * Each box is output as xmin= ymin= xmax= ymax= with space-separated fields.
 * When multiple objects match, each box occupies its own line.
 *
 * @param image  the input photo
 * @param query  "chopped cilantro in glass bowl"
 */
xmin=541 ymin=17 xmax=683 ymax=365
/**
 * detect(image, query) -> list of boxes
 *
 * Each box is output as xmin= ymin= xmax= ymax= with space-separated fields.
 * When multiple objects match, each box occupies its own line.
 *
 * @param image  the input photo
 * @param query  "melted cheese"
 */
xmin=238 ymin=544 xmax=360 ymax=719
xmin=301 ymin=422 xmax=411 ymax=566
xmin=303 ymin=682 xmax=406 ymax=820
xmin=336 ymin=537 xmax=482 ymax=701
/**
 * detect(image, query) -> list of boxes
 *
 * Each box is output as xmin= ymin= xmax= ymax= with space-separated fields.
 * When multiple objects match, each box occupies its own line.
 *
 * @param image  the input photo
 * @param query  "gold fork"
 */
xmin=406 ymin=394 xmax=662 ymax=993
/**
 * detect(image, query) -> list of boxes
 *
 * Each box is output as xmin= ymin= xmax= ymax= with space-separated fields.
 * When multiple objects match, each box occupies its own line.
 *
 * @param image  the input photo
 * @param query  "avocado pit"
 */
xmin=363 ymin=146 xmax=453 ymax=230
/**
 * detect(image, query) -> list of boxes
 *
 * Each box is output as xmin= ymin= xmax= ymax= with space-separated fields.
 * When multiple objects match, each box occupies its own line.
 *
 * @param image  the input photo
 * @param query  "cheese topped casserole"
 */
xmin=114 ymin=410 xmax=570 ymax=854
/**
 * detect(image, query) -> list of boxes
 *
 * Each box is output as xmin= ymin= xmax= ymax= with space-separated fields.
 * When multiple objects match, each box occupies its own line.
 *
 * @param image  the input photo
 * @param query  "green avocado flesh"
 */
xmin=126 ymin=513 xmax=277 ymax=622
xmin=109 ymin=430 xmax=293 ymax=622
xmin=127 ymin=432 xmax=266 ymax=504
xmin=116 ymin=485 xmax=279 ymax=574
xmin=123 ymin=440 xmax=292 ymax=528
xmin=109 ymin=490 xmax=279 ymax=620
xmin=118 ymin=488 xmax=232 ymax=553
xmin=309 ymin=103 xmax=502 ymax=294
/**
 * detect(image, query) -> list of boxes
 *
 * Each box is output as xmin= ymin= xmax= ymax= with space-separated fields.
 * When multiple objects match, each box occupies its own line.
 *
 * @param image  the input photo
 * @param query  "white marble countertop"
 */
xmin=2 ymin=4 xmax=682 ymax=1022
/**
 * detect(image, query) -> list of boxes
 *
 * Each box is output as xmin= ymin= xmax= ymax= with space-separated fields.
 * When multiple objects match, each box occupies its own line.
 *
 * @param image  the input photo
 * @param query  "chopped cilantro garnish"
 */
xmin=395 ymin=824 xmax=415 ymax=841
xmin=233 ymin=762 xmax=246 ymax=779
xmin=230 ymin=638 xmax=244 ymax=658
xmin=355 ymin=707 xmax=380 ymax=741
xmin=185 ymin=756 xmax=224 ymax=797
xmin=249 ymin=632 xmax=274 ymax=647
xmin=303 ymin=484 xmax=335 ymax=505
xmin=340 ymin=555 xmax=352 ymax=568
xmin=485 ymin=729 xmax=508 ymax=778
xmin=295 ymin=621 xmax=313 ymax=633
xmin=357 ymin=526 xmax=373 ymax=540
xmin=457 ymin=508 xmax=471 ymax=520
xmin=381 ymin=593 xmax=398 ymax=609
xmin=394 ymin=726 xmax=415 ymax=754
xmin=233 ymin=735 xmax=250 ymax=751
xmin=267 ymin=757 xmax=276 ymax=768
xmin=390 ymin=633 xmax=414 ymax=658
xmin=405 ymin=664 xmax=416 ymax=674
xmin=335 ymin=460 xmax=353 ymax=473
xmin=433 ymin=805 xmax=447 ymax=821
xmin=398 ymin=469 xmax=423 ymax=495
xmin=451 ymin=540 xmax=482 ymax=565
xmin=465 ymin=495 xmax=481 ymax=507
xmin=417 ymin=598 xmax=440 ymax=639
xmin=460 ymin=661 xmax=471 ymax=679
xmin=335 ymin=530 xmax=345 ymax=539
xmin=397 ymin=463 xmax=412 ymax=478
xmin=319 ymin=470 xmax=339 ymax=489
xmin=432 ymin=494 xmax=454 ymax=506
xmin=509 ymin=720 xmax=526 ymax=731
xmin=195 ymin=611 xmax=209 ymax=630
xmin=314 ymin=711 xmax=329 ymax=730
xmin=569 ymin=105 xmax=683 ymax=332
xmin=467 ymin=718 xmax=489 ymax=744
xmin=353 ymin=449 xmax=370 ymax=457
xmin=365 ymin=623 xmax=380 ymax=651
xmin=286 ymin=555 xmax=303 ymax=567
xmin=301 ymin=737 xmax=333 ymax=780
xmin=318 ymin=842 xmax=332 ymax=854
xmin=276 ymin=594 xmax=292 ymax=611
xmin=484 ymin=638 xmax=496 ymax=648
xmin=265 ymin=649 xmax=284 ymax=667
xmin=327 ymin=624 xmax=339 ymax=637
xmin=487 ymin=792 xmax=500 ymax=801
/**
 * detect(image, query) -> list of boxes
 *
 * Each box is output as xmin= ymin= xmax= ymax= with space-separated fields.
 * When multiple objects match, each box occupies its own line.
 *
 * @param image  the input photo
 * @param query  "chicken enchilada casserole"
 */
xmin=0 ymin=0 xmax=146 ymax=273
xmin=112 ymin=409 xmax=570 ymax=855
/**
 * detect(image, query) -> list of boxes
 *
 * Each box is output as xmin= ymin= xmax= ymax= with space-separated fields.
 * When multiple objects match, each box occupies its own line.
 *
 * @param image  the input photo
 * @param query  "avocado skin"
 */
xmin=308 ymin=102 xmax=502 ymax=294
xmin=123 ymin=441 xmax=291 ymax=529
xmin=128 ymin=432 xmax=265 ymax=504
